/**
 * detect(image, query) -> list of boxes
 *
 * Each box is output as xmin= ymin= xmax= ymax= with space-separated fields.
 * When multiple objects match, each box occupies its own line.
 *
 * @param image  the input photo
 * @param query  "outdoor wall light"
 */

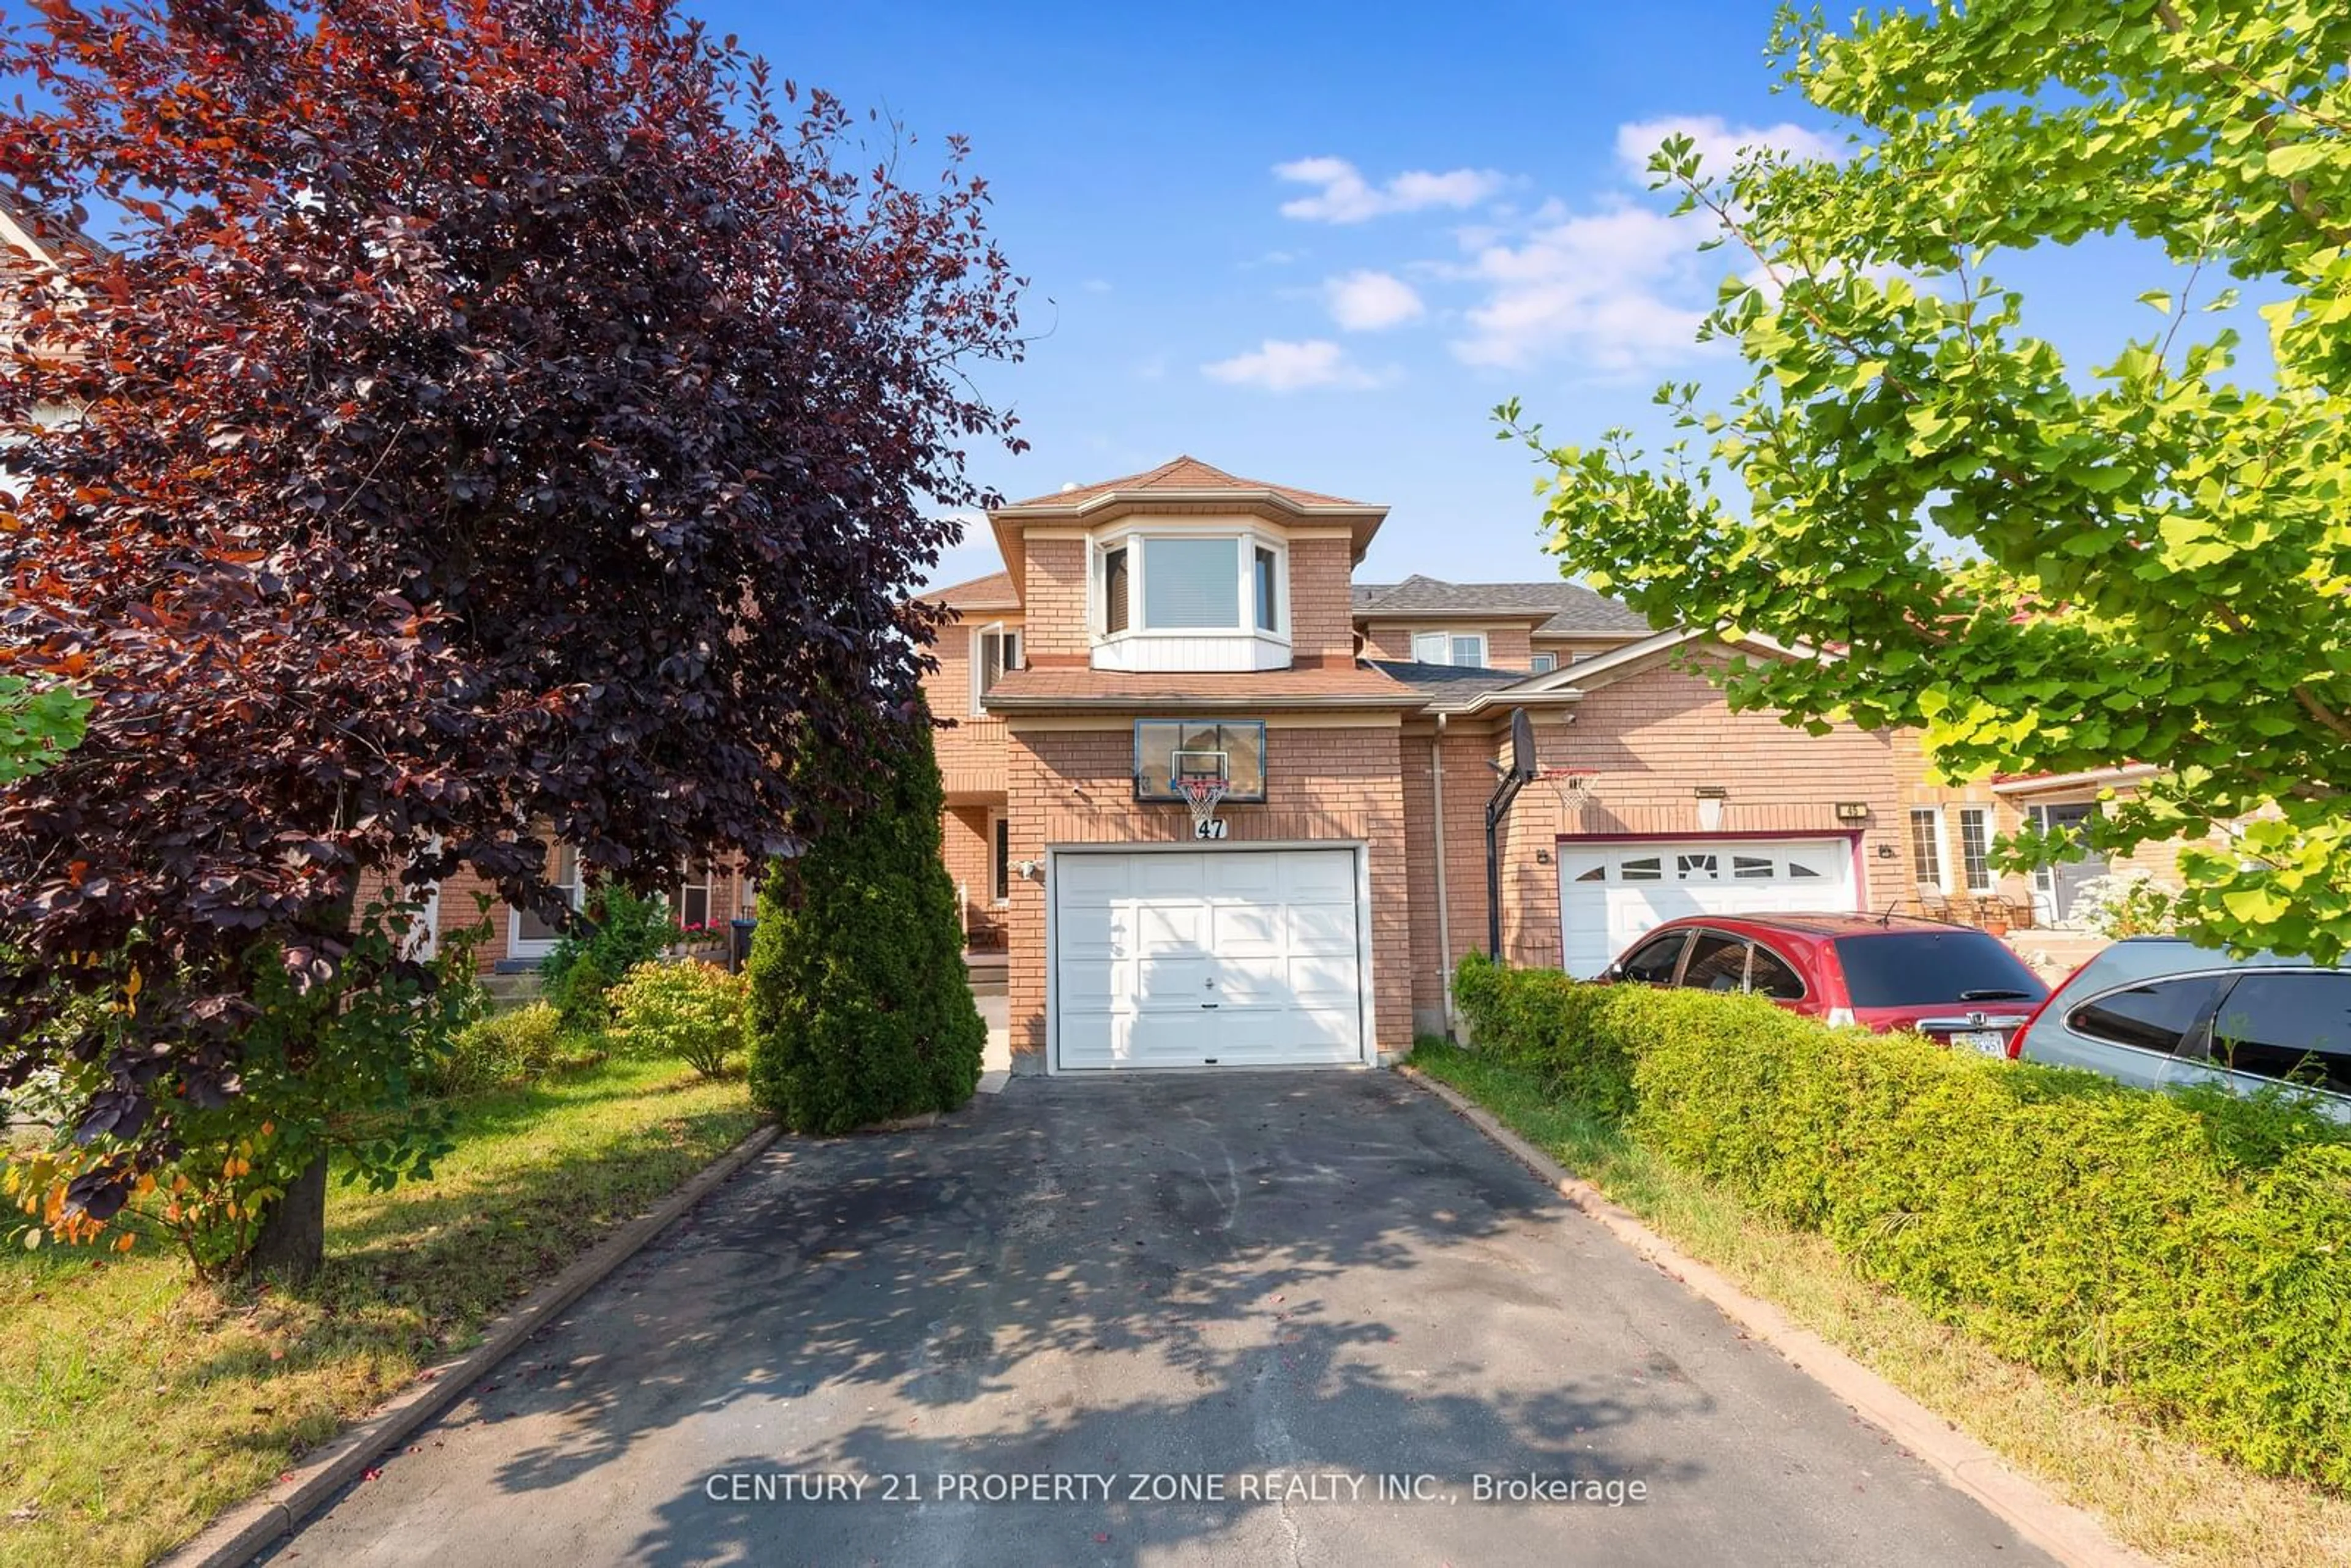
xmin=1693 ymin=784 xmax=1728 ymax=833
xmin=1014 ymin=859 xmax=1043 ymax=881
xmin=1535 ymin=849 xmax=1553 ymax=866
xmin=1875 ymin=843 xmax=1896 ymax=858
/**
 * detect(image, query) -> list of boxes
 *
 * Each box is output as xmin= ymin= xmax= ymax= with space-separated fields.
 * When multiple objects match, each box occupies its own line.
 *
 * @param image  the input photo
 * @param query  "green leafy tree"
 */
xmin=746 ymin=703 xmax=983 ymax=1133
xmin=1515 ymin=1 xmax=2351 ymax=959
xmin=0 ymin=676 xmax=88 ymax=784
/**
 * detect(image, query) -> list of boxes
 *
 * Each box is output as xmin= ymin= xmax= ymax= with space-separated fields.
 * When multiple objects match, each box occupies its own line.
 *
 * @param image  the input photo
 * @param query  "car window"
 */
xmin=2066 ymin=974 xmax=2227 ymax=1056
xmin=2208 ymin=973 xmax=2351 ymax=1097
xmin=1618 ymin=932 xmax=1689 ymax=985
xmin=1679 ymin=933 xmax=1749 ymax=993
xmin=1832 ymin=931 xmax=2045 ymax=1008
xmin=1747 ymin=943 xmax=1807 ymax=1001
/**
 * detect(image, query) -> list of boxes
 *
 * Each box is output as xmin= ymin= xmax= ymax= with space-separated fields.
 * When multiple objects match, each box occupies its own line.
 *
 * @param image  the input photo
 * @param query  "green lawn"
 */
xmin=1409 ymin=1041 xmax=2351 ymax=1568
xmin=0 ymin=1056 xmax=761 ymax=1568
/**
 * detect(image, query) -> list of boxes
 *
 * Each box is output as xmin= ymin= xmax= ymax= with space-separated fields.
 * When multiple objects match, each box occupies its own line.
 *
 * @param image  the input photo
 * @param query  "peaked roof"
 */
xmin=1003 ymin=455 xmax=1369 ymax=512
xmin=923 ymin=569 xmax=1021 ymax=613
xmin=1355 ymin=574 xmax=1651 ymax=636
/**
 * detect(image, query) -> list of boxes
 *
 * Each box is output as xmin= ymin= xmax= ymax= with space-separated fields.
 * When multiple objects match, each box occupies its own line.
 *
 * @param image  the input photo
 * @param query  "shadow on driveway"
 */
xmin=266 ymin=1072 xmax=2048 ymax=1566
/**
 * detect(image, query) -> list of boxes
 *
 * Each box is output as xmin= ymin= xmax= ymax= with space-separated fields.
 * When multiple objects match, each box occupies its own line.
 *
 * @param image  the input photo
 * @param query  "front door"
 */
xmin=2033 ymin=804 xmax=2108 ymax=925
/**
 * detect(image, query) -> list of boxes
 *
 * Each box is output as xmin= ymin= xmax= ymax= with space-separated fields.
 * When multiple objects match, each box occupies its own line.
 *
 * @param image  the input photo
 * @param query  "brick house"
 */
xmin=922 ymin=456 xmax=1941 ymax=1070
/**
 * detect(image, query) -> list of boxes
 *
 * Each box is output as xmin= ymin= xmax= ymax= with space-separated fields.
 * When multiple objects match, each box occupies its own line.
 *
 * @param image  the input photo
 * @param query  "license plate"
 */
xmin=1951 ymin=1029 xmax=2008 ymax=1056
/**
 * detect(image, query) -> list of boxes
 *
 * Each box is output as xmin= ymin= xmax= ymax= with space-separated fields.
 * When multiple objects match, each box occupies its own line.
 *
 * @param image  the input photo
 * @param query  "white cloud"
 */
xmin=1447 ymin=203 xmax=1714 ymax=372
xmin=1201 ymin=339 xmax=1391 ymax=392
xmin=1442 ymin=114 xmax=1840 ymax=372
xmin=1275 ymin=157 xmax=1506 ymax=223
xmin=1612 ymin=114 xmax=1842 ymax=182
xmin=1081 ymin=277 xmax=1112 ymax=293
xmin=1324 ymin=269 xmax=1425 ymax=331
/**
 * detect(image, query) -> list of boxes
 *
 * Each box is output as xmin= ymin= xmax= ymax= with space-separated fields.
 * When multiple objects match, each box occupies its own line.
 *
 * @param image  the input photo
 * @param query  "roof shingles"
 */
xmin=1005 ymin=455 xmax=1368 ymax=512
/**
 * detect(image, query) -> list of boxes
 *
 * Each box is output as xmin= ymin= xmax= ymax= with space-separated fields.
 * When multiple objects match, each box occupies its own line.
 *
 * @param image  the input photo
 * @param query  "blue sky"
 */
xmin=711 ymin=0 xmax=2238 ymax=595
xmin=699 ymin=0 xmax=1873 ymax=590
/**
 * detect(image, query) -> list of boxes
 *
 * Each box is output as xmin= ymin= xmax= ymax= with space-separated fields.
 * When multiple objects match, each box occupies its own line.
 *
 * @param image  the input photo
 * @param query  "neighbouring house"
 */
xmin=920 ymin=455 xmax=1944 ymax=1071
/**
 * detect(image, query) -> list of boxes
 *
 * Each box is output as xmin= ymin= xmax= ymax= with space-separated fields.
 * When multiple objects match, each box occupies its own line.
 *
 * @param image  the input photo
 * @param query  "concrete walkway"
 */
xmin=264 ymin=1073 xmax=2052 ymax=1567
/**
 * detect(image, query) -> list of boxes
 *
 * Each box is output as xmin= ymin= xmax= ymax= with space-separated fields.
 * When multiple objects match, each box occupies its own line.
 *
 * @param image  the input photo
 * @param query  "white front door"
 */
xmin=1053 ymin=847 xmax=1365 ymax=1070
xmin=1557 ymin=838 xmax=1859 ymax=978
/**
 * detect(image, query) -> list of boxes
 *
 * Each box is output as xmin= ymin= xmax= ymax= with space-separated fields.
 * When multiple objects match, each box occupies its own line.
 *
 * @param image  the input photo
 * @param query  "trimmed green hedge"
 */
xmin=1450 ymin=951 xmax=2351 ymax=1490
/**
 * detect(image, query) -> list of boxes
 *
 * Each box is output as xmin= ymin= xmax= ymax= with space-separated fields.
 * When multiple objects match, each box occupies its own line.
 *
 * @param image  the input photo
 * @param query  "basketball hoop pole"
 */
xmin=1485 ymin=709 xmax=1542 ymax=961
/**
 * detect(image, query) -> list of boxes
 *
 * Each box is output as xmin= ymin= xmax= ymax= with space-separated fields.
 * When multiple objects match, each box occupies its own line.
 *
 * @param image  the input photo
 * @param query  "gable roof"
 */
xmin=1354 ymin=574 xmax=1650 ymax=636
xmin=923 ymin=569 xmax=1021 ymax=613
xmin=1005 ymin=455 xmax=1367 ymax=512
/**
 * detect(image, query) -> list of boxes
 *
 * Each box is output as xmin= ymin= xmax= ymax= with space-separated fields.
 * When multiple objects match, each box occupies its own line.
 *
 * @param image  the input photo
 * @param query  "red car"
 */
xmin=1599 ymin=913 xmax=2050 ymax=1056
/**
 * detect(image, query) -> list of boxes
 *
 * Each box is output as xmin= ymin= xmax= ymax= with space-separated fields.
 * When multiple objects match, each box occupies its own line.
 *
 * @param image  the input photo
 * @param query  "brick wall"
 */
xmin=1288 ymin=536 xmax=1359 ymax=662
xmin=1450 ymin=658 xmax=1913 ymax=975
xmin=941 ymin=802 xmax=1001 ymax=944
xmin=925 ymin=618 xmax=1010 ymax=796
xmin=1020 ymin=535 xmax=1090 ymax=661
xmin=1003 ymin=719 xmax=1412 ymax=1063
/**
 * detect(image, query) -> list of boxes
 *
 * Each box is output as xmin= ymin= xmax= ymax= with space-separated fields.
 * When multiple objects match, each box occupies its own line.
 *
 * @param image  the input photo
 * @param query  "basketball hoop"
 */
xmin=1542 ymin=768 xmax=1599 ymax=814
xmin=1180 ymin=775 xmax=1231 ymax=840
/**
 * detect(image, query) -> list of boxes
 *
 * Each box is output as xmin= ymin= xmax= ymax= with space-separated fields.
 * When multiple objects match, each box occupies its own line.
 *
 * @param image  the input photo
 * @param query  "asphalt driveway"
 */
xmin=266 ymin=1073 xmax=2052 ymax=1566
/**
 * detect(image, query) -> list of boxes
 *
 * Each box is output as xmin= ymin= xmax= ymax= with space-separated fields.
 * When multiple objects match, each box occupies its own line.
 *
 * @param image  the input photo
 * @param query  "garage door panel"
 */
xmin=1054 ymin=847 xmax=1365 ymax=1070
xmin=1057 ymin=1008 xmax=1124 ymax=1070
xmin=1209 ymin=903 xmax=1283 ymax=957
xmin=1288 ymin=953 xmax=1363 ymax=1008
xmin=1136 ymin=902 xmax=1207 ymax=953
xmin=1288 ymin=902 xmax=1357 ymax=953
xmin=1281 ymin=851 xmax=1357 ymax=901
xmin=1136 ymin=954 xmax=1215 ymax=1010
xmin=1559 ymin=836 xmax=1857 ymax=980
xmin=1131 ymin=855 xmax=1209 ymax=898
xmin=1057 ymin=856 xmax=1130 ymax=904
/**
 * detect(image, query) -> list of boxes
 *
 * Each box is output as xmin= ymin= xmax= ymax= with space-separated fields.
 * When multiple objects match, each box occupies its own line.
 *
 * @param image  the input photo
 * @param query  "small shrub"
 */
xmin=541 ymin=882 xmax=678 ymax=1032
xmin=2071 ymin=871 xmax=2180 ymax=938
xmin=424 ymin=1002 xmax=566 ymax=1097
xmin=608 ymin=959 xmax=744 ymax=1078
xmin=1450 ymin=959 xmax=2351 ymax=1490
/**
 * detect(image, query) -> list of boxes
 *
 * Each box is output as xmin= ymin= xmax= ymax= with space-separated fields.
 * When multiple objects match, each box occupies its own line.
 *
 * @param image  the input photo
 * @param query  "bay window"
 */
xmin=1092 ymin=530 xmax=1286 ymax=639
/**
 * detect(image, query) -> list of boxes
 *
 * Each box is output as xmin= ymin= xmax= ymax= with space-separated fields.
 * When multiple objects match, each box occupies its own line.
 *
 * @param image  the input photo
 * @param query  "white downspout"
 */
xmin=1430 ymin=713 xmax=1457 ymax=1041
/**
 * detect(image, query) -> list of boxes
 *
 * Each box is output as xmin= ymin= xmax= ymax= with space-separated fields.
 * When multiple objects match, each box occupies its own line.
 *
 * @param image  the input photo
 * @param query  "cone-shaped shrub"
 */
xmin=746 ymin=700 xmax=983 ymax=1132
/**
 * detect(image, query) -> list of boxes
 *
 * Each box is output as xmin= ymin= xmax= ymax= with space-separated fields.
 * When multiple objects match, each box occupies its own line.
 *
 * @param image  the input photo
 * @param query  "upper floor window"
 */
xmin=1094 ymin=531 xmax=1286 ymax=639
xmin=1529 ymin=652 xmax=1558 ymax=674
xmin=971 ymin=623 xmax=1022 ymax=714
xmin=1412 ymin=630 xmax=1488 ymax=667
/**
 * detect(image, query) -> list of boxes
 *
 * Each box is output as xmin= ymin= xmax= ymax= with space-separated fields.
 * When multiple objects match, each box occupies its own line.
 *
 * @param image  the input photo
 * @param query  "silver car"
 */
xmin=2013 ymin=937 xmax=2351 ymax=1119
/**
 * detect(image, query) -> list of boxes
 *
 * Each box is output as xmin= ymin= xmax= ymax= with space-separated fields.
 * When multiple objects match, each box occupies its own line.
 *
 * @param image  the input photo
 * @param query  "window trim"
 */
xmin=676 ymin=860 xmax=714 ymax=934
xmin=1908 ymin=805 xmax=1950 ymax=894
xmin=506 ymin=842 xmax=585 ymax=959
xmin=990 ymin=812 xmax=1011 ymax=906
xmin=1529 ymin=651 xmax=1558 ymax=675
xmin=1956 ymin=805 xmax=1995 ymax=895
xmin=969 ymin=621 xmax=1022 ymax=716
xmin=1089 ymin=527 xmax=1289 ymax=643
xmin=1409 ymin=628 xmax=1489 ymax=668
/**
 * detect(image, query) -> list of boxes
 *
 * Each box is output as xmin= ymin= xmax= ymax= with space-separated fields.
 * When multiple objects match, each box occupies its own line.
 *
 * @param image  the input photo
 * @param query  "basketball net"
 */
xmin=1179 ymin=776 xmax=1231 ymax=839
xmin=1543 ymin=768 xmax=1597 ymax=814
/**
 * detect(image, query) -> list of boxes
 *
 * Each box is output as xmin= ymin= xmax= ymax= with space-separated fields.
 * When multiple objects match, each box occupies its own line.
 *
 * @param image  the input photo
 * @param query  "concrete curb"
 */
xmin=1397 ymin=1067 xmax=2161 ymax=1568
xmin=162 ymin=1120 xmax=784 ymax=1568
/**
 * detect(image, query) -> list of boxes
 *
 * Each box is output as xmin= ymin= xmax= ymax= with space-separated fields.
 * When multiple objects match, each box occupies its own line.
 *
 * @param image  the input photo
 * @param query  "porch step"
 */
xmin=964 ymin=949 xmax=1008 ymax=997
xmin=479 ymin=970 xmax=545 ymax=1011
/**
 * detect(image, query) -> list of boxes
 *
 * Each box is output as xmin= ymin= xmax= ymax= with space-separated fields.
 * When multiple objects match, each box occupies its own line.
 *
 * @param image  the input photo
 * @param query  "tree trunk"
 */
xmin=248 ymin=1153 xmax=329 ymax=1287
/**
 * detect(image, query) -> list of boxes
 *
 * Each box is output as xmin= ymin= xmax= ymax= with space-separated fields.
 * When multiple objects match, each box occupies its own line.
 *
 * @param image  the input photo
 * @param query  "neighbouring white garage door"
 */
xmin=1557 ymin=838 xmax=1858 ymax=978
xmin=1053 ymin=848 xmax=1365 ymax=1070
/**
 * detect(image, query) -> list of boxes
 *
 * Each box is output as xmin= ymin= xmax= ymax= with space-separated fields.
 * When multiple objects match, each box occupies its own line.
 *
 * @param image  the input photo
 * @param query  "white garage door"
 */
xmin=1558 ymin=838 xmax=1858 ymax=978
xmin=1053 ymin=848 xmax=1365 ymax=1070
